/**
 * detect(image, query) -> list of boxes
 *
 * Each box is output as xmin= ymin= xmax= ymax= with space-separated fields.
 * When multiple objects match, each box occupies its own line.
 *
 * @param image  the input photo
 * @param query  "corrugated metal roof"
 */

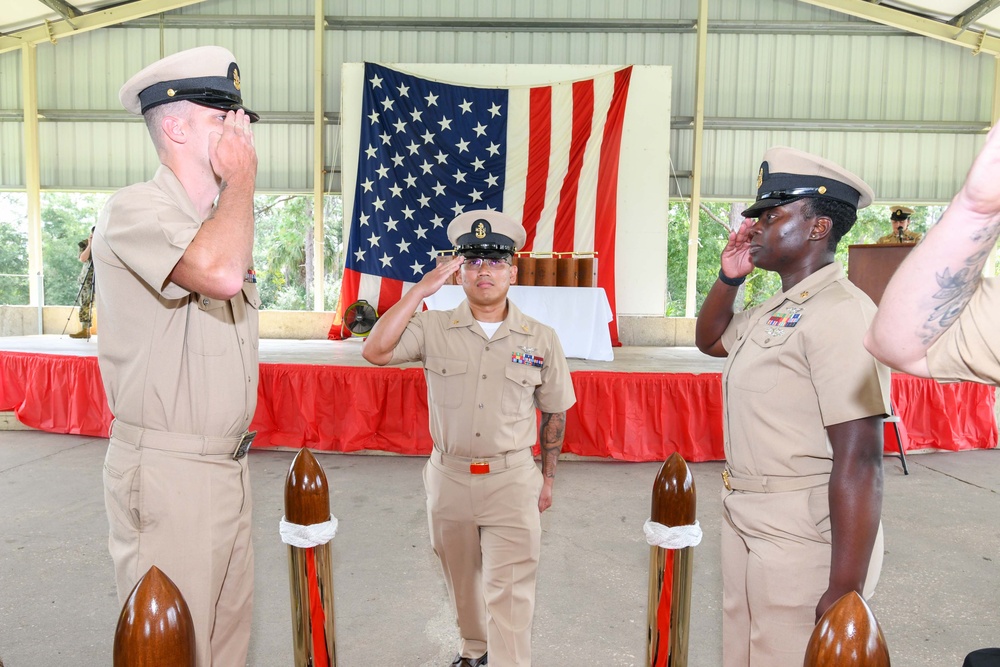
xmin=0 ymin=0 xmax=996 ymax=200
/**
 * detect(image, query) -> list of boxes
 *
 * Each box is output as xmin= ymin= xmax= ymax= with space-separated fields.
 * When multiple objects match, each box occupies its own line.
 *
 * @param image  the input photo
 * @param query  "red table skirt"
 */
xmin=1 ymin=351 xmax=995 ymax=462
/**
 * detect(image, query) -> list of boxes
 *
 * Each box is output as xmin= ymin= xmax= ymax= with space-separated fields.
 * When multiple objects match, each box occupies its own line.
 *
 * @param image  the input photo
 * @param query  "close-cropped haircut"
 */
xmin=143 ymin=100 xmax=191 ymax=152
xmin=801 ymin=197 xmax=859 ymax=251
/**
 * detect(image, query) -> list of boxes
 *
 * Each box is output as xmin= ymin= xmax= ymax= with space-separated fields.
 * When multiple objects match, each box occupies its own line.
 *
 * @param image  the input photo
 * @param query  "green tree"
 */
xmin=323 ymin=195 xmax=345 ymax=311
xmin=0 ymin=193 xmax=29 ymax=305
xmin=666 ymin=201 xmax=743 ymax=315
xmin=254 ymin=195 xmax=309 ymax=309
xmin=2 ymin=191 xmax=349 ymax=310
xmin=252 ymin=194 xmax=344 ymax=311
xmin=40 ymin=193 xmax=106 ymax=305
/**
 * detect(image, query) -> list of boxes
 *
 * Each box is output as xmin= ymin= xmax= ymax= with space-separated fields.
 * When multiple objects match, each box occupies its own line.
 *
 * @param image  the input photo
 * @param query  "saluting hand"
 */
xmin=209 ymin=109 xmax=258 ymax=186
xmin=720 ymin=217 xmax=755 ymax=278
xmin=414 ymin=255 xmax=464 ymax=298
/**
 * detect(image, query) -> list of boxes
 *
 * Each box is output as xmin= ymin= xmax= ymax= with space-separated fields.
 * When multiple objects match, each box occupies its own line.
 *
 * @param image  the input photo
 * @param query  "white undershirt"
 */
xmin=477 ymin=320 xmax=502 ymax=339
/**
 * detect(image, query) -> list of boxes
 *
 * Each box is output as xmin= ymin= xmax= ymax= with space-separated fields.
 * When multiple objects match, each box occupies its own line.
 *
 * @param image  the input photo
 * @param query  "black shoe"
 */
xmin=449 ymin=653 xmax=487 ymax=667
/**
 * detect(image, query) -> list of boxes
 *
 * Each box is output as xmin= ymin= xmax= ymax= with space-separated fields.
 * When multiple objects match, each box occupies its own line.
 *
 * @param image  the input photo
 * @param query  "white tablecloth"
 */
xmin=423 ymin=285 xmax=614 ymax=361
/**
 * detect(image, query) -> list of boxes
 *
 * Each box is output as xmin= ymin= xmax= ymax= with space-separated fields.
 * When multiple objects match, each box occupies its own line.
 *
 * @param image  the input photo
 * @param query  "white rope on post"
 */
xmin=280 ymin=515 xmax=339 ymax=548
xmin=643 ymin=518 xmax=703 ymax=549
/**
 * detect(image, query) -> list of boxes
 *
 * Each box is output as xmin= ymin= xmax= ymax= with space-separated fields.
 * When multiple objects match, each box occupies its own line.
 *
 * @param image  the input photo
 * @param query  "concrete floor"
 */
xmin=1 ymin=429 xmax=999 ymax=666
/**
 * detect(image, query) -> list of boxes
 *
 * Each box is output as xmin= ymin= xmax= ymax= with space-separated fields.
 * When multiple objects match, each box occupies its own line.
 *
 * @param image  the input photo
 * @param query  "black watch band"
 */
xmin=718 ymin=268 xmax=746 ymax=287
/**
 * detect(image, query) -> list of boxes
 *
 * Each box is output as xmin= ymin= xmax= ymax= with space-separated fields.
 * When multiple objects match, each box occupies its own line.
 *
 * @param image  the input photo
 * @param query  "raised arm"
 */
xmin=361 ymin=255 xmax=464 ymax=366
xmin=865 ymin=123 xmax=1000 ymax=377
xmin=79 ymin=234 xmax=93 ymax=263
xmin=815 ymin=415 xmax=884 ymax=621
xmin=170 ymin=109 xmax=258 ymax=300
xmin=695 ymin=218 xmax=755 ymax=357
xmin=537 ymin=411 xmax=566 ymax=513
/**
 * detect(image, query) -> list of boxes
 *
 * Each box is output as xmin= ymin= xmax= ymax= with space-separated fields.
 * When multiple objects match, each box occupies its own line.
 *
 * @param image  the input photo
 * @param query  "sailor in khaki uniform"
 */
xmin=363 ymin=210 xmax=576 ymax=667
xmin=93 ymin=46 xmax=260 ymax=667
xmin=696 ymin=147 xmax=891 ymax=666
xmin=867 ymin=124 xmax=1000 ymax=385
xmin=876 ymin=205 xmax=922 ymax=244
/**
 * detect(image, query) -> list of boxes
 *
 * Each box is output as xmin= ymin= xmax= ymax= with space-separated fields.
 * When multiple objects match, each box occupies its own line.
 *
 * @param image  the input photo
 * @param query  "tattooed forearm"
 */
xmin=969 ymin=217 xmax=1000 ymax=245
xmin=920 ymin=264 xmax=983 ymax=345
xmin=539 ymin=412 xmax=566 ymax=479
xmin=916 ymin=219 xmax=999 ymax=345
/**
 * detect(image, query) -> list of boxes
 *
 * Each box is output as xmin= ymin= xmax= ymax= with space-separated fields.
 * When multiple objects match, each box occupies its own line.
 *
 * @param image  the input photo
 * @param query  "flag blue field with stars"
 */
xmin=345 ymin=62 xmax=508 ymax=288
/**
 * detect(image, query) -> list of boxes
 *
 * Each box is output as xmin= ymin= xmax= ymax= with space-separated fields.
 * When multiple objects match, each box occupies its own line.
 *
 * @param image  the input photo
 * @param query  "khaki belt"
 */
xmin=722 ymin=467 xmax=829 ymax=493
xmin=433 ymin=448 xmax=533 ymax=475
xmin=110 ymin=419 xmax=255 ymax=460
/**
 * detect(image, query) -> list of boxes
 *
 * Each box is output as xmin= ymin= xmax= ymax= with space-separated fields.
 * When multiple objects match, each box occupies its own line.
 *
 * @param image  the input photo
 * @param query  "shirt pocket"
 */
xmin=729 ymin=326 xmax=792 ymax=393
xmin=189 ymin=293 xmax=230 ymax=356
xmin=425 ymin=356 xmax=468 ymax=409
xmin=502 ymin=363 xmax=541 ymax=416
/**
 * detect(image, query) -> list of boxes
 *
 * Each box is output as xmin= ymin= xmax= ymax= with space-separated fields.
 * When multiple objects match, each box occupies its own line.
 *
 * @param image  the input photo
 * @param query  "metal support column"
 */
xmin=22 ymin=44 xmax=44 ymax=315
xmin=684 ymin=0 xmax=709 ymax=318
xmin=312 ymin=0 xmax=326 ymax=311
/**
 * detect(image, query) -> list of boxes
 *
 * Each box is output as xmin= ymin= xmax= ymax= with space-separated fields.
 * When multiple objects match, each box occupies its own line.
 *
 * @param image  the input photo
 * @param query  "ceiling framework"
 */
xmin=0 ymin=0 xmax=996 ymax=201
xmin=949 ymin=0 xmax=1000 ymax=30
xmin=802 ymin=0 xmax=1000 ymax=54
xmin=35 ymin=0 xmax=83 ymax=24
xmin=0 ymin=0 xmax=206 ymax=54
xmin=5 ymin=0 xmax=1000 ymax=42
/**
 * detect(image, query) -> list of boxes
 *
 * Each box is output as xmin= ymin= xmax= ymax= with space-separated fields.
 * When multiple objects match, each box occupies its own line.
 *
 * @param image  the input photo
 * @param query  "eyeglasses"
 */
xmin=463 ymin=257 xmax=511 ymax=270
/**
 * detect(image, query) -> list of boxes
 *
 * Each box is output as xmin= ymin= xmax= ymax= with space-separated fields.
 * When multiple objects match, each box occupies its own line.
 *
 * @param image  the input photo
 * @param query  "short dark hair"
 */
xmin=801 ymin=197 xmax=858 ymax=251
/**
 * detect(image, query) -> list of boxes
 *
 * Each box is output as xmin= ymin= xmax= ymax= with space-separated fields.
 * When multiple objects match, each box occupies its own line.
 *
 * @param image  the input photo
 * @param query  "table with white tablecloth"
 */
xmin=422 ymin=284 xmax=614 ymax=361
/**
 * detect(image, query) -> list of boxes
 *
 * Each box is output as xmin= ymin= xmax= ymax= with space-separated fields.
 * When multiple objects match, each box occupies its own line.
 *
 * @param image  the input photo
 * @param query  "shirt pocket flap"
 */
xmin=195 ymin=294 xmax=227 ymax=313
xmin=749 ymin=327 xmax=793 ymax=348
xmin=505 ymin=362 xmax=542 ymax=387
xmin=425 ymin=356 xmax=468 ymax=378
xmin=241 ymin=282 xmax=262 ymax=309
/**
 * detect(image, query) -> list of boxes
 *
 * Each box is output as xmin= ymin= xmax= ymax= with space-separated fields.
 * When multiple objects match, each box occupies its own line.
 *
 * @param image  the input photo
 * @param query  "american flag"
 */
xmin=331 ymin=62 xmax=632 ymax=344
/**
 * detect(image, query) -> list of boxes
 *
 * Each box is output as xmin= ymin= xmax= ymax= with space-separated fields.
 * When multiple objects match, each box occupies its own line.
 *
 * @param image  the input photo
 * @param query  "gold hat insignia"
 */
xmin=474 ymin=222 xmax=487 ymax=239
xmin=818 ymin=186 xmax=827 ymax=194
xmin=756 ymin=167 xmax=763 ymax=190
xmin=233 ymin=68 xmax=241 ymax=91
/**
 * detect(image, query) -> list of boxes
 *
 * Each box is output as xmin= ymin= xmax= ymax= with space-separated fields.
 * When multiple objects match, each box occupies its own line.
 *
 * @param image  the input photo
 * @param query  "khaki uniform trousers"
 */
xmin=103 ymin=421 xmax=254 ymax=667
xmin=424 ymin=449 xmax=543 ymax=667
xmin=721 ymin=485 xmax=883 ymax=667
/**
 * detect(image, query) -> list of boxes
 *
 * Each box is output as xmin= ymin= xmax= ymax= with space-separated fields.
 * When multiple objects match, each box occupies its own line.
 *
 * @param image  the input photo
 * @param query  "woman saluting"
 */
xmin=696 ymin=147 xmax=892 ymax=667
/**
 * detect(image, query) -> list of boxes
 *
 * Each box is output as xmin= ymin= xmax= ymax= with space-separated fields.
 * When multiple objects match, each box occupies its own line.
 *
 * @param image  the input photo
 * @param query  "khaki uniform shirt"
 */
xmin=720 ymin=262 xmax=891 ymax=478
xmin=877 ymin=229 xmax=922 ymax=244
xmin=927 ymin=277 xmax=1000 ymax=385
xmin=93 ymin=165 xmax=260 ymax=437
xmin=388 ymin=299 xmax=576 ymax=457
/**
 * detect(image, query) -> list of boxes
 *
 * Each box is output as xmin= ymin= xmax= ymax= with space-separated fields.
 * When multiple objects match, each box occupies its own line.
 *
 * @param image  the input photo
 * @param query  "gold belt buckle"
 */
xmin=470 ymin=460 xmax=490 ymax=474
xmin=722 ymin=468 xmax=732 ymax=491
xmin=233 ymin=430 xmax=256 ymax=461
